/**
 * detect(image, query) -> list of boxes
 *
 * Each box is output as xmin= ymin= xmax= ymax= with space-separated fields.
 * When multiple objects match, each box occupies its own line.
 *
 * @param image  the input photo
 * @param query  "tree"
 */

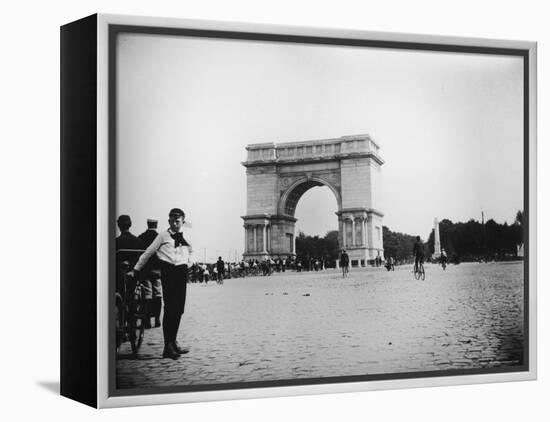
xmin=512 ymin=209 xmax=524 ymax=247
xmin=383 ymin=226 xmax=418 ymax=262
xmin=515 ymin=210 xmax=524 ymax=226
xmin=295 ymin=230 xmax=340 ymax=265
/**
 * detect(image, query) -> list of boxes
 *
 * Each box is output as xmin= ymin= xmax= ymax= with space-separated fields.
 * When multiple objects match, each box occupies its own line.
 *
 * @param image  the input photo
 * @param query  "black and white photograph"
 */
xmin=111 ymin=24 xmax=529 ymax=395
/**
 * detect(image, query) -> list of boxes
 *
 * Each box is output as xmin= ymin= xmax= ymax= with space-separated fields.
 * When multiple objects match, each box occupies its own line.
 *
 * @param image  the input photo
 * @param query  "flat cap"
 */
xmin=168 ymin=208 xmax=185 ymax=219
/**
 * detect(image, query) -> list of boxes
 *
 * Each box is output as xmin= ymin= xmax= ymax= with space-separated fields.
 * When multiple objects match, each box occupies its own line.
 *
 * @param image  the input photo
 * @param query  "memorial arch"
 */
xmin=242 ymin=134 xmax=385 ymax=266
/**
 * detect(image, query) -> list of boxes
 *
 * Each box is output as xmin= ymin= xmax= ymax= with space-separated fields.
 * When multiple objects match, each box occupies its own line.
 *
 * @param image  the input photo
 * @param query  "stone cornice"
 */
xmin=242 ymin=151 xmax=384 ymax=168
xmin=241 ymin=214 xmax=298 ymax=223
xmin=336 ymin=208 xmax=385 ymax=218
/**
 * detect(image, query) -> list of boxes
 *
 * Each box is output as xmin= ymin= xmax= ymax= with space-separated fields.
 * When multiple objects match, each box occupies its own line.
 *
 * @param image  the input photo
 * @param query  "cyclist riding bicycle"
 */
xmin=440 ymin=248 xmax=448 ymax=269
xmin=412 ymin=236 xmax=425 ymax=272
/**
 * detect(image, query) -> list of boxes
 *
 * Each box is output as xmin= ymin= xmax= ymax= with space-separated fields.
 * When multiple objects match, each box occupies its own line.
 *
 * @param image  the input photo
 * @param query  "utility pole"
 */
xmin=482 ymin=211 xmax=487 ymax=262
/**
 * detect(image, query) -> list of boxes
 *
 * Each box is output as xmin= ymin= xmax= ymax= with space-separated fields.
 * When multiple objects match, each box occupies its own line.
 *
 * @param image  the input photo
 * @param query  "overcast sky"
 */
xmin=116 ymin=33 xmax=523 ymax=262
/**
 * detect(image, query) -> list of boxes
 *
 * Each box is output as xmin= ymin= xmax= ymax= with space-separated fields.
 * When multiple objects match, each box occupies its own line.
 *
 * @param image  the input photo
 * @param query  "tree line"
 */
xmin=295 ymin=210 xmax=524 ymax=264
xmin=295 ymin=230 xmax=340 ymax=265
xmin=424 ymin=211 xmax=524 ymax=262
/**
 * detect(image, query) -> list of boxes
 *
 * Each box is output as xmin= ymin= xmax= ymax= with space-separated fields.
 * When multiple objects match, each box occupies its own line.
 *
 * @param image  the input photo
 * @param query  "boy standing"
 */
xmin=129 ymin=208 xmax=193 ymax=359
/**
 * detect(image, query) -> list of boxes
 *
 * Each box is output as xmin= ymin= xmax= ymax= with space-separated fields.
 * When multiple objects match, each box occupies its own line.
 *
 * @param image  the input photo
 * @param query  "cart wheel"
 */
xmin=115 ymin=293 xmax=124 ymax=353
xmin=129 ymin=317 xmax=144 ymax=354
xmin=115 ymin=307 xmax=122 ymax=353
xmin=129 ymin=310 xmax=145 ymax=354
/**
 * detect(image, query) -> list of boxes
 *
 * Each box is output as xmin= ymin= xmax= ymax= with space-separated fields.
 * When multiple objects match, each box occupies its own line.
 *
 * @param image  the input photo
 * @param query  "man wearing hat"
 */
xmin=138 ymin=219 xmax=163 ymax=328
xmin=115 ymin=215 xmax=144 ymax=294
xmin=116 ymin=215 xmax=143 ymax=260
xmin=129 ymin=208 xmax=193 ymax=359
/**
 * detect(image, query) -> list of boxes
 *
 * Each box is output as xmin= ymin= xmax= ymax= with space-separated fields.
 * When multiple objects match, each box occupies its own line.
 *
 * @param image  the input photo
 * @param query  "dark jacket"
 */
xmin=216 ymin=259 xmax=225 ymax=274
xmin=116 ymin=232 xmax=144 ymax=268
xmin=413 ymin=241 xmax=425 ymax=258
xmin=340 ymin=252 xmax=349 ymax=265
xmin=138 ymin=229 xmax=160 ymax=271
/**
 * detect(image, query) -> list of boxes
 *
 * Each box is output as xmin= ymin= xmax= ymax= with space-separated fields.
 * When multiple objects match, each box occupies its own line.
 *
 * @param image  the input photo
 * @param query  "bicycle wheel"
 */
xmin=420 ymin=265 xmax=426 ymax=281
xmin=128 ymin=288 xmax=146 ymax=354
xmin=115 ymin=307 xmax=123 ymax=352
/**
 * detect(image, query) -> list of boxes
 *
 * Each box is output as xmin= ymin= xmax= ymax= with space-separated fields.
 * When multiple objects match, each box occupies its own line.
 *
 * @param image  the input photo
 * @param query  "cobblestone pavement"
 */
xmin=116 ymin=261 xmax=524 ymax=389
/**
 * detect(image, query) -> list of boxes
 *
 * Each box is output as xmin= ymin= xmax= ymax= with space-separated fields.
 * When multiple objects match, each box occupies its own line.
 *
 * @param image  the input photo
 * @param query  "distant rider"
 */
xmin=440 ymin=248 xmax=448 ymax=269
xmin=412 ymin=236 xmax=425 ymax=272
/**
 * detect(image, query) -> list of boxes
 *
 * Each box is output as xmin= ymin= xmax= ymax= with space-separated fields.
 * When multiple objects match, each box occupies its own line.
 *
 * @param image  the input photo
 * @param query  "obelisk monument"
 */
xmin=433 ymin=218 xmax=441 ymax=258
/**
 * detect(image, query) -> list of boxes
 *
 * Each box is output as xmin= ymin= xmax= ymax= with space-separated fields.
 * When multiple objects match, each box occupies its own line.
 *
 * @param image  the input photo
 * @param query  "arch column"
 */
xmin=341 ymin=218 xmax=347 ymax=247
xmin=244 ymin=223 xmax=255 ymax=253
xmin=362 ymin=217 xmax=367 ymax=246
xmin=244 ymin=224 xmax=249 ymax=253
xmin=353 ymin=215 xmax=365 ymax=246
xmin=242 ymin=215 xmax=295 ymax=261
xmin=351 ymin=216 xmax=357 ymax=246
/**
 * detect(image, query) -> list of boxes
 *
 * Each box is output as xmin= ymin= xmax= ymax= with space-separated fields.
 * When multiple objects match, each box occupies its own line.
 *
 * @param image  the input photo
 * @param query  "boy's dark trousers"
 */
xmin=159 ymin=262 xmax=188 ymax=345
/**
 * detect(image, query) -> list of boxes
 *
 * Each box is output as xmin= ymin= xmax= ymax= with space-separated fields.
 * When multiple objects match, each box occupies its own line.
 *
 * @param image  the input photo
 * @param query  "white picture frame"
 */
xmin=60 ymin=13 xmax=537 ymax=408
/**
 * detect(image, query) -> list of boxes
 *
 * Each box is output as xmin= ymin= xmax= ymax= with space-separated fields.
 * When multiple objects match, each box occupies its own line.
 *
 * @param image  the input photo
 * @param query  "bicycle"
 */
xmin=116 ymin=251 xmax=148 ymax=355
xmin=413 ymin=261 xmax=425 ymax=280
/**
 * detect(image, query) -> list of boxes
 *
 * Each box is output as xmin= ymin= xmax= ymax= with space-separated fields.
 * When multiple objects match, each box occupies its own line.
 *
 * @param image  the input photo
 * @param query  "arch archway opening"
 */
xmin=293 ymin=184 xmax=339 ymax=237
xmin=284 ymin=180 xmax=324 ymax=217
xmin=292 ymin=184 xmax=340 ymax=269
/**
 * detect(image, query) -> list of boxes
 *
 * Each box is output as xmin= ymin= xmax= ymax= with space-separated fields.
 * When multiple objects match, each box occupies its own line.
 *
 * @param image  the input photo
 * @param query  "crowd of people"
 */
xmin=188 ymin=258 xmax=280 ymax=282
xmin=187 ymin=256 xmax=338 ymax=282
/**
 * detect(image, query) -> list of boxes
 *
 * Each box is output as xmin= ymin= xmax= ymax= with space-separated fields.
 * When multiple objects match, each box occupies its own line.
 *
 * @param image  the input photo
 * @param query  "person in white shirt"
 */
xmin=129 ymin=208 xmax=193 ymax=360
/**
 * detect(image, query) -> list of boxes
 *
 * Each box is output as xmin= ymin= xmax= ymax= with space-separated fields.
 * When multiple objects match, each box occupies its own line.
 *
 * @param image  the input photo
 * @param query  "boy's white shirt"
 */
xmin=134 ymin=227 xmax=194 ymax=271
